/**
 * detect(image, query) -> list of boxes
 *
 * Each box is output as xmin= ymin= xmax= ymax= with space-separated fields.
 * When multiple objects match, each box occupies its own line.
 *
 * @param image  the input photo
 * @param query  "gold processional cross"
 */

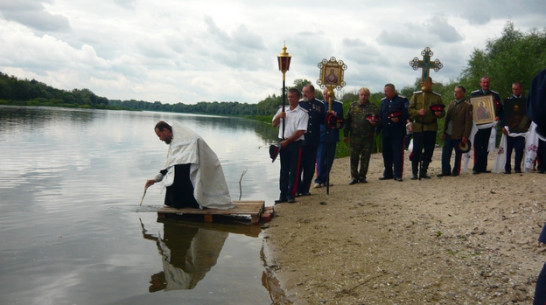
xmin=409 ymin=47 xmax=443 ymax=82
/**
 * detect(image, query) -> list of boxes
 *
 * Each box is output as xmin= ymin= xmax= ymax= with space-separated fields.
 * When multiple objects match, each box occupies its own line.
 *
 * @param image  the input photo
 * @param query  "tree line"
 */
xmin=1 ymin=22 xmax=544 ymax=119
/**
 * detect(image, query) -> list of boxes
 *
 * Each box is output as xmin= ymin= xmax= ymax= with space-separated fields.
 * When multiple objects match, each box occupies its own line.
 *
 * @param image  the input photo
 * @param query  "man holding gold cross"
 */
xmin=408 ymin=47 xmax=445 ymax=180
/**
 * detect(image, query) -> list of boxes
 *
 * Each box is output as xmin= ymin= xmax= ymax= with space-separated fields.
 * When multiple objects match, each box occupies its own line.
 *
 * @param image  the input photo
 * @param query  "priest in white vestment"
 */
xmin=145 ymin=121 xmax=234 ymax=209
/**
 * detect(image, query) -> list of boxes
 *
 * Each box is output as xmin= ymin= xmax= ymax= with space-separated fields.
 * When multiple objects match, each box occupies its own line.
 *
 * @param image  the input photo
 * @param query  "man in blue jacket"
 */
xmin=314 ymin=88 xmax=344 ymax=188
xmin=298 ymin=84 xmax=326 ymax=195
xmin=379 ymin=84 xmax=409 ymax=181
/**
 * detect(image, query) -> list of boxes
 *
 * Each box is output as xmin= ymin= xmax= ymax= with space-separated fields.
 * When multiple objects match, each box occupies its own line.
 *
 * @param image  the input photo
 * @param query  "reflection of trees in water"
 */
xmin=1 ymin=106 xmax=280 ymax=144
xmin=0 ymin=105 xmax=97 ymax=130
xmin=141 ymin=220 xmax=228 ymax=291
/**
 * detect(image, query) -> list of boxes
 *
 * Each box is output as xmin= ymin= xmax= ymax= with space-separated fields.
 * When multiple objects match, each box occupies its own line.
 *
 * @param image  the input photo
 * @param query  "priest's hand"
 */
xmin=145 ymin=180 xmax=155 ymax=188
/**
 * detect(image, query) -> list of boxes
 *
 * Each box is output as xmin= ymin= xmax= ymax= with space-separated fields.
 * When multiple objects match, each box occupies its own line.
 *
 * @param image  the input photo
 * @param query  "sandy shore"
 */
xmin=264 ymin=147 xmax=545 ymax=304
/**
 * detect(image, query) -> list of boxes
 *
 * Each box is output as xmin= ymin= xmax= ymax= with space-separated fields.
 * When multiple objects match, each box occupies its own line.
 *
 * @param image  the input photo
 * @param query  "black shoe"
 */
xmin=349 ymin=179 xmax=358 ymax=185
xmin=287 ymin=196 xmax=295 ymax=203
xmin=504 ymin=171 xmax=511 ymax=174
xmin=483 ymin=170 xmax=491 ymax=173
xmin=451 ymin=172 xmax=459 ymax=177
xmin=378 ymin=176 xmax=393 ymax=180
xmin=296 ymin=192 xmax=303 ymax=197
xmin=275 ymin=198 xmax=287 ymax=204
xmin=301 ymin=192 xmax=311 ymax=196
xmin=359 ymin=178 xmax=367 ymax=183
xmin=411 ymin=174 xmax=418 ymax=180
xmin=421 ymin=174 xmax=431 ymax=179
xmin=515 ymin=170 xmax=522 ymax=173
xmin=394 ymin=177 xmax=403 ymax=182
xmin=437 ymin=173 xmax=450 ymax=177
xmin=472 ymin=170 xmax=479 ymax=175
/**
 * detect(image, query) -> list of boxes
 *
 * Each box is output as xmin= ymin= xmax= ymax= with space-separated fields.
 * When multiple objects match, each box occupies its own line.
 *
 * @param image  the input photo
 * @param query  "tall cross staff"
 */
xmin=409 ymin=47 xmax=443 ymax=180
xmin=317 ymin=57 xmax=347 ymax=195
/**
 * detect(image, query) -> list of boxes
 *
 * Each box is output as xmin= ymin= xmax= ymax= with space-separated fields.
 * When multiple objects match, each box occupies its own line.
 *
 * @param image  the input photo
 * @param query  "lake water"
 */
xmin=0 ymin=106 xmax=285 ymax=305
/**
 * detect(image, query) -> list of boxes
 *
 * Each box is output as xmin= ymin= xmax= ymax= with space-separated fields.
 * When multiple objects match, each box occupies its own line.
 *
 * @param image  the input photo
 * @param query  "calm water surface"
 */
xmin=0 ymin=106 xmax=282 ymax=305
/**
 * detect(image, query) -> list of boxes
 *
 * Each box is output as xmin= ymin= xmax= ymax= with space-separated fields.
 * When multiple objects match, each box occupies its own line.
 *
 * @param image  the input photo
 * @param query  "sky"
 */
xmin=0 ymin=0 xmax=545 ymax=104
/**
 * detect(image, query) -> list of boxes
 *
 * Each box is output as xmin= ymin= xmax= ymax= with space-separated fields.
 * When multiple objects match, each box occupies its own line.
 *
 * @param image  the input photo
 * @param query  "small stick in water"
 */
xmin=139 ymin=187 xmax=148 ymax=206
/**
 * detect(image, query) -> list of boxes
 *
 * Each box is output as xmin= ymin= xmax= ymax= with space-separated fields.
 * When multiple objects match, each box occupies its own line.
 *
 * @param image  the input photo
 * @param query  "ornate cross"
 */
xmin=409 ymin=47 xmax=443 ymax=81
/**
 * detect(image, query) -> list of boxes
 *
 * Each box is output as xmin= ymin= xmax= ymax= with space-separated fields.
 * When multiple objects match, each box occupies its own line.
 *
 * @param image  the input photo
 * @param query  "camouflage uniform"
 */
xmin=344 ymin=101 xmax=380 ymax=181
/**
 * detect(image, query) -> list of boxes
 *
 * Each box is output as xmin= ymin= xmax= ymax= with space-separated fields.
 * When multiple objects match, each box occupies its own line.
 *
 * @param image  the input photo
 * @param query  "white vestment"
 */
xmin=162 ymin=123 xmax=234 ymax=209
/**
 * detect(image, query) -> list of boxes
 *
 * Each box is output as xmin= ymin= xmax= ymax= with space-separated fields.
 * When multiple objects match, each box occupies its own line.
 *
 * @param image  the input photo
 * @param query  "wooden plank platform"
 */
xmin=157 ymin=200 xmax=265 ymax=224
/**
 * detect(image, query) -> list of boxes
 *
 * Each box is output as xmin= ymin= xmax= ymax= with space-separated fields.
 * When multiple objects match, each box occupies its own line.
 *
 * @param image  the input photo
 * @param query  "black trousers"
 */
xmin=298 ymin=144 xmax=318 ymax=194
xmin=505 ymin=136 xmax=525 ymax=172
xmin=473 ymin=127 xmax=492 ymax=173
xmin=381 ymin=133 xmax=405 ymax=179
xmin=410 ymin=131 xmax=437 ymax=163
xmin=279 ymin=141 xmax=302 ymax=200
xmin=164 ymin=164 xmax=200 ymax=209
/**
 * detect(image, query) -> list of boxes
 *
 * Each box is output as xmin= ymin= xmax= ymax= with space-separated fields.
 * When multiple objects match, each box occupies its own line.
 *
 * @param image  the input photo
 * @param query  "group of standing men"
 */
xmin=273 ymin=72 xmax=546 ymax=204
xmin=272 ymin=85 xmax=343 ymax=203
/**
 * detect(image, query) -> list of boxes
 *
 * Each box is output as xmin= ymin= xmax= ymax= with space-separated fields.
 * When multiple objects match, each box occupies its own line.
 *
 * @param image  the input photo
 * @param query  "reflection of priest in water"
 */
xmin=141 ymin=220 xmax=228 ymax=292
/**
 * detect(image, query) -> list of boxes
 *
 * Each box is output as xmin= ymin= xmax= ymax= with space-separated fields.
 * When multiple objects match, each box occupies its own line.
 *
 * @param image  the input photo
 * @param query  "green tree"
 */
xmin=461 ymin=22 xmax=546 ymax=97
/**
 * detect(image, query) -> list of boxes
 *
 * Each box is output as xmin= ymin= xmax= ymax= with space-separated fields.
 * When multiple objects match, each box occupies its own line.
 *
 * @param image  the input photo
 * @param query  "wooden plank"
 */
xmin=157 ymin=200 xmax=265 ymax=224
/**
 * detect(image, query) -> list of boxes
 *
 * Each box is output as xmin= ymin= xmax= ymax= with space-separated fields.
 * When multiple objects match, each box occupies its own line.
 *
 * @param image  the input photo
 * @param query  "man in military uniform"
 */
xmin=297 ymin=84 xmax=326 ymax=196
xmin=501 ymin=82 xmax=528 ymax=174
xmin=408 ymin=77 xmax=445 ymax=179
xmin=469 ymin=76 xmax=503 ymax=174
xmin=379 ymin=84 xmax=409 ymax=181
xmin=343 ymin=87 xmax=380 ymax=184
xmin=314 ymin=88 xmax=344 ymax=188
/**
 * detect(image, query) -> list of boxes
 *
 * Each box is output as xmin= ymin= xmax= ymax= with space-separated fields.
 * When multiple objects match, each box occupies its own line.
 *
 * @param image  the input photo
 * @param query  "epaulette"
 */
xmin=470 ymin=89 xmax=481 ymax=94
xmin=333 ymin=100 xmax=343 ymax=105
xmin=399 ymin=95 xmax=407 ymax=99
xmin=490 ymin=90 xmax=499 ymax=94
xmin=432 ymin=91 xmax=442 ymax=96
xmin=413 ymin=90 xmax=423 ymax=94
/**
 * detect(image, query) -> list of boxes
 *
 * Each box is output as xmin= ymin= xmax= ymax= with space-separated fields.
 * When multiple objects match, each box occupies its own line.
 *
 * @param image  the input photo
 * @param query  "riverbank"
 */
xmin=264 ymin=148 xmax=545 ymax=304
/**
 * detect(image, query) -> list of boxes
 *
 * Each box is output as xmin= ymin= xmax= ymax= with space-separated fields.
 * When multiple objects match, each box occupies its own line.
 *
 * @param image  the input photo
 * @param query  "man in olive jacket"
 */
xmin=438 ymin=85 xmax=473 ymax=177
xmin=408 ymin=77 xmax=445 ymax=179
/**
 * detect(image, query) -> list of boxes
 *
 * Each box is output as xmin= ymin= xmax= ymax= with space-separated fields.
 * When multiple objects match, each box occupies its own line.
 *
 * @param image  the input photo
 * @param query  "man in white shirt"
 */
xmin=272 ymin=88 xmax=309 ymax=203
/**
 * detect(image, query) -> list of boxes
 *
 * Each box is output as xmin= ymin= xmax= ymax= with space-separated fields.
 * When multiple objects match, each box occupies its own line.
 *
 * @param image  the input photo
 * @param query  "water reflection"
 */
xmin=141 ymin=219 xmax=228 ymax=291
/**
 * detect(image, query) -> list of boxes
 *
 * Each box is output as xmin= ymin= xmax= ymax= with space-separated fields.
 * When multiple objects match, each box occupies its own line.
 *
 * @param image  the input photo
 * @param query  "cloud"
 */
xmin=378 ymin=16 xmax=463 ymax=48
xmin=0 ymin=0 xmax=70 ymax=32
xmin=0 ymin=0 xmax=544 ymax=104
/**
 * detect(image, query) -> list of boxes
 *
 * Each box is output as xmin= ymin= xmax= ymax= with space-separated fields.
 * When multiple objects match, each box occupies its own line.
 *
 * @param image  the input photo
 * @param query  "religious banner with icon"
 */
xmin=317 ymin=57 xmax=347 ymax=91
xmin=503 ymin=97 xmax=530 ymax=133
xmin=470 ymin=95 xmax=496 ymax=125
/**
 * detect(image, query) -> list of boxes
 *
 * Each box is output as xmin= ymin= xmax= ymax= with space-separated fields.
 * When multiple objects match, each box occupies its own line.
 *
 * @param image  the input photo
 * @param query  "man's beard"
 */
xmin=165 ymin=137 xmax=172 ymax=144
